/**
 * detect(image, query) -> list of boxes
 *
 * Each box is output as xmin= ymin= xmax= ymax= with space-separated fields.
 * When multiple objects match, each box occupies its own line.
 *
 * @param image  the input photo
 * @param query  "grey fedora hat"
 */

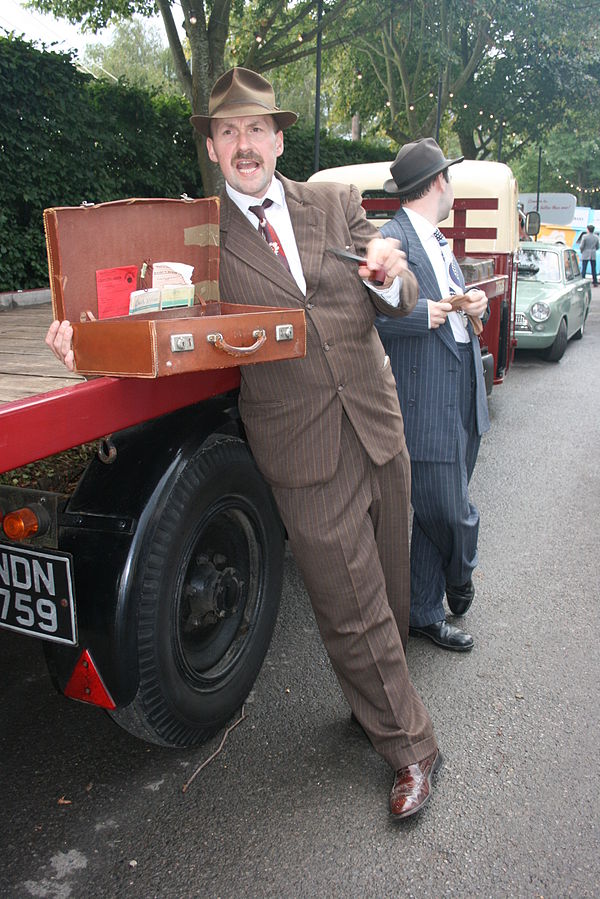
xmin=383 ymin=138 xmax=464 ymax=194
xmin=190 ymin=67 xmax=298 ymax=137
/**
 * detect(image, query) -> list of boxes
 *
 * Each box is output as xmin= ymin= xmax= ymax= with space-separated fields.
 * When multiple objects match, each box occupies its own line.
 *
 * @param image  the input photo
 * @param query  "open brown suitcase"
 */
xmin=43 ymin=197 xmax=306 ymax=377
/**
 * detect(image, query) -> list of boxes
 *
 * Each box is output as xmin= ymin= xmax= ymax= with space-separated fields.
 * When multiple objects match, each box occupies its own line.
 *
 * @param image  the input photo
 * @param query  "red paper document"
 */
xmin=96 ymin=265 xmax=138 ymax=319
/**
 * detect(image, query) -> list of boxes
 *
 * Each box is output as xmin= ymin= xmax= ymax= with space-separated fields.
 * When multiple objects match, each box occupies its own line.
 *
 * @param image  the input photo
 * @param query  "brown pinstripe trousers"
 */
xmin=271 ymin=413 xmax=438 ymax=770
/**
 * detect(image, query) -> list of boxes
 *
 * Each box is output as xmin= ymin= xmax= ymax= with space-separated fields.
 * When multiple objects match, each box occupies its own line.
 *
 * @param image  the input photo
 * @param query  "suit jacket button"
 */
xmin=337 ymin=384 xmax=344 ymax=392
xmin=306 ymin=302 xmax=314 ymax=310
xmin=323 ymin=343 xmax=330 ymax=351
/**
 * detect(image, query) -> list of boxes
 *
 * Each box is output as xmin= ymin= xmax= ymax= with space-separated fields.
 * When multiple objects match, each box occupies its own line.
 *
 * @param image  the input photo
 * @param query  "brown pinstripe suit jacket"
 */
xmin=218 ymin=174 xmax=418 ymax=488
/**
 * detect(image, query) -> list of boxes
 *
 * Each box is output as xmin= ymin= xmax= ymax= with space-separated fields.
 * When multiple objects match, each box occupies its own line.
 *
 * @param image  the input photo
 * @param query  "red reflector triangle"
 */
xmin=64 ymin=649 xmax=116 ymax=710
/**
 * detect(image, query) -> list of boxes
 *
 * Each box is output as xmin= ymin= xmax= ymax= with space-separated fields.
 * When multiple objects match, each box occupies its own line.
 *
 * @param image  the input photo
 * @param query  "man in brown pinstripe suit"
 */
xmin=47 ymin=68 xmax=442 ymax=821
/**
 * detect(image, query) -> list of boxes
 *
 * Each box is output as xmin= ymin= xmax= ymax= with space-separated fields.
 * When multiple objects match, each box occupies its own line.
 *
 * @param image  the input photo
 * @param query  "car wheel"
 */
xmin=109 ymin=436 xmax=285 ymax=747
xmin=541 ymin=318 xmax=568 ymax=362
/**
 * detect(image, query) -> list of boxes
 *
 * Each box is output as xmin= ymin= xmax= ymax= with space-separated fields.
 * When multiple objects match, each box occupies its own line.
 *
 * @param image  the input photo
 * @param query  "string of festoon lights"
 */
xmin=554 ymin=173 xmax=600 ymax=196
xmin=384 ymin=83 xmax=600 ymax=196
xmin=388 ymin=87 xmax=511 ymax=131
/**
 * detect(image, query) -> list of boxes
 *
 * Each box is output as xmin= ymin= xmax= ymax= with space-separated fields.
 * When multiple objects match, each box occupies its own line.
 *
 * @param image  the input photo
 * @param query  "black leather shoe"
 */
xmin=409 ymin=619 xmax=473 ymax=651
xmin=446 ymin=579 xmax=475 ymax=616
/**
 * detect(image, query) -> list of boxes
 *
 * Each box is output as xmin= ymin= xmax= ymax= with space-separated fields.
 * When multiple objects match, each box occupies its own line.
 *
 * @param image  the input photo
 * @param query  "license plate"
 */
xmin=0 ymin=543 xmax=77 ymax=645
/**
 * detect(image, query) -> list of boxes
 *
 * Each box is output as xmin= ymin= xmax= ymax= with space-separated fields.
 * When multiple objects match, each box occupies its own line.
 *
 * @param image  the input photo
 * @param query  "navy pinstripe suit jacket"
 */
xmin=376 ymin=208 xmax=490 ymax=463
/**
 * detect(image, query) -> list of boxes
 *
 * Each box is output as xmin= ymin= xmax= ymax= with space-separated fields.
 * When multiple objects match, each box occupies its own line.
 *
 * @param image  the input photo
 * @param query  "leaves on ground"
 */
xmin=0 ymin=443 xmax=98 ymax=493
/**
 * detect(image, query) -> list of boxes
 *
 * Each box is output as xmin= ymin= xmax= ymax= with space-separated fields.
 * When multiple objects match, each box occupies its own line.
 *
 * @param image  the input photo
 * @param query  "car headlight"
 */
xmin=530 ymin=302 xmax=551 ymax=322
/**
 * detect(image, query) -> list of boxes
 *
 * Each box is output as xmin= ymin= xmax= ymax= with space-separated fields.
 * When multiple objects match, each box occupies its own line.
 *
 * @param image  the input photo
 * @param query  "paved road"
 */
xmin=2 ymin=301 xmax=599 ymax=898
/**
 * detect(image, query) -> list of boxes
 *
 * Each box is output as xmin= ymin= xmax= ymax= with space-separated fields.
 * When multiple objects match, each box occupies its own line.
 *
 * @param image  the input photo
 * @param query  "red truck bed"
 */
xmin=0 ymin=303 xmax=240 ymax=473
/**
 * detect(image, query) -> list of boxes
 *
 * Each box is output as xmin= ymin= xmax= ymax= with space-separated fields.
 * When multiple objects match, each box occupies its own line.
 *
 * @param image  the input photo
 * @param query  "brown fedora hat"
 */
xmin=383 ymin=138 xmax=464 ymax=194
xmin=190 ymin=67 xmax=298 ymax=137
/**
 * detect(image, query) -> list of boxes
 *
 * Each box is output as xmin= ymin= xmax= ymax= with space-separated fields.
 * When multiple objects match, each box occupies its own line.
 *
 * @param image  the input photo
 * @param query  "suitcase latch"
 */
xmin=170 ymin=333 xmax=195 ymax=352
xmin=276 ymin=324 xmax=294 ymax=342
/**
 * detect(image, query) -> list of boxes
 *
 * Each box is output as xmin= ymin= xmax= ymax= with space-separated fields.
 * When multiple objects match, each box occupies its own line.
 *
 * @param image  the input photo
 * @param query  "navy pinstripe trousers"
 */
xmin=409 ymin=342 xmax=481 ymax=627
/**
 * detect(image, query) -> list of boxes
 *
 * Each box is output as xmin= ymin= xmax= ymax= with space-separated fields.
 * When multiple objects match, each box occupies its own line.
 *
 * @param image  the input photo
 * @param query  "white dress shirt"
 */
xmin=404 ymin=207 xmax=470 ymax=343
xmin=225 ymin=178 xmax=401 ymax=307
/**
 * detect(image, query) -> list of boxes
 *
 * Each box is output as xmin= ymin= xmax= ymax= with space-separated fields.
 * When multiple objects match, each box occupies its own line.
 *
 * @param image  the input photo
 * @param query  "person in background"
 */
xmin=47 ymin=68 xmax=443 ymax=821
xmin=376 ymin=138 xmax=489 ymax=653
xmin=578 ymin=224 xmax=599 ymax=286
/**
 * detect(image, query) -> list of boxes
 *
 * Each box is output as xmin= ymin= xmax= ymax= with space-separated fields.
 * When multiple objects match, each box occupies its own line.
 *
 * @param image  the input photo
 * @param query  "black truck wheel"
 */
xmin=109 ymin=436 xmax=284 ymax=747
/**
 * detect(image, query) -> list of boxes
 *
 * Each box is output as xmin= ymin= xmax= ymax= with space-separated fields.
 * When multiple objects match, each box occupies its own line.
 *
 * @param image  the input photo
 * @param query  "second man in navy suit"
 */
xmin=376 ymin=138 xmax=489 ymax=651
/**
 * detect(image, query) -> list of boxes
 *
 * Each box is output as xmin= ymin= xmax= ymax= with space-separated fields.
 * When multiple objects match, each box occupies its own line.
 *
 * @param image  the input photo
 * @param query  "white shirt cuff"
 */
xmin=366 ymin=276 xmax=402 ymax=307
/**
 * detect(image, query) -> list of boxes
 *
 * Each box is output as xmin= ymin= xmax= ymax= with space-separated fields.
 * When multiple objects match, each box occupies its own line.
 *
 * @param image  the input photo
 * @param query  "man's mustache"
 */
xmin=232 ymin=151 xmax=263 ymax=164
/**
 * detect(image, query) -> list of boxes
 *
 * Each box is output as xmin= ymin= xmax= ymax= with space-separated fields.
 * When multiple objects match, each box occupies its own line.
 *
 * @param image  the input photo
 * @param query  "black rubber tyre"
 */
xmin=541 ymin=318 xmax=568 ymax=362
xmin=109 ymin=436 xmax=284 ymax=747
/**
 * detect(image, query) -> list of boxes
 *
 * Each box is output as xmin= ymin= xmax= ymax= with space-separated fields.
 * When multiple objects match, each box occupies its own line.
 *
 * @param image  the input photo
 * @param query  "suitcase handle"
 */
xmin=207 ymin=328 xmax=267 ymax=357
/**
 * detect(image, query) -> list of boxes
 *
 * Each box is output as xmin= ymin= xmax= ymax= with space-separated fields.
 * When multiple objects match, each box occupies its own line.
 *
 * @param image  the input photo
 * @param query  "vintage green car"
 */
xmin=515 ymin=241 xmax=591 ymax=361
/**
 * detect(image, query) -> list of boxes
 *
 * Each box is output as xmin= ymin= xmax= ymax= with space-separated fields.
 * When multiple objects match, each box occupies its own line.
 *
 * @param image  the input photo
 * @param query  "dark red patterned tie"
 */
xmin=248 ymin=199 xmax=291 ymax=271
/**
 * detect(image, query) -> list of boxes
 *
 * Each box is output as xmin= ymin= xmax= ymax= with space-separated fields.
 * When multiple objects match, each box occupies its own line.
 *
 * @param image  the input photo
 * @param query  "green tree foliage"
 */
xmin=324 ymin=0 xmax=600 ymax=160
xmin=512 ymin=117 xmax=600 ymax=210
xmin=328 ymin=0 xmax=495 ymax=145
xmin=227 ymin=0 xmax=359 ymax=71
xmin=0 ymin=35 xmax=389 ymax=290
xmin=268 ymin=56 xmax=322 ymax=128
xmin=282 ymin=123 xmax=386 ymax=181
xmin=22 ymin=0 xmax=600 ymax=182
xmin=451 ymin=1 xmax=599 ymax=162
xmin=83 ymin=19 xmax=181 ymax=95
xmin=28 ymin=0 xmax=364 ymax=193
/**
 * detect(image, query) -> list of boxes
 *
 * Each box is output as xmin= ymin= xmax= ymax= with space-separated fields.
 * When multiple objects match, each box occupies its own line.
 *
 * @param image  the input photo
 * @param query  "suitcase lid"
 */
xmin=43 ymin=196 xmax=220 ymax=323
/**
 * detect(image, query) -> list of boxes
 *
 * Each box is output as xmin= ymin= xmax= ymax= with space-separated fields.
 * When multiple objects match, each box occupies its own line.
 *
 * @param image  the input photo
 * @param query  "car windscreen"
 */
xmin=517 ymin=249 xmax=561 ymax=283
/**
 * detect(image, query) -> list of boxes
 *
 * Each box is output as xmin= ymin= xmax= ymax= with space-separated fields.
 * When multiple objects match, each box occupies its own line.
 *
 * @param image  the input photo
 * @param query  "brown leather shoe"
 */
xmin=389 ymin=750 xmax=443 ymax=820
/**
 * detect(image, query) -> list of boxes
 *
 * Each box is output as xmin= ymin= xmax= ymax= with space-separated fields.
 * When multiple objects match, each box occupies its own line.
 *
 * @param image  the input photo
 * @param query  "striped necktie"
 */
xmin=248 ymin=199 xmax=291 ymax=271
xmin=433 ymin=227 xmax=464 ymax=296
xmin=434 ymin=227 xmax=471 ymax=332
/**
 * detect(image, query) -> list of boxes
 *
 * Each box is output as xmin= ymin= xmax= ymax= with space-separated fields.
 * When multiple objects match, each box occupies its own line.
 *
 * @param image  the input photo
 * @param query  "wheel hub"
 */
xmin=183 ymin=553 xmax=244 ymax=630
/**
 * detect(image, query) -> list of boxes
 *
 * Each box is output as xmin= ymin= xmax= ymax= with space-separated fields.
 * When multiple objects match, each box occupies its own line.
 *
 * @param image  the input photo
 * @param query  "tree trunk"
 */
xmin=456 ymin=124 xmax=478 ymax=160
xmin=194 ymin=131 xmax=224 ymax=197
xmin=351 ymin=112 xmax=361 ymax=141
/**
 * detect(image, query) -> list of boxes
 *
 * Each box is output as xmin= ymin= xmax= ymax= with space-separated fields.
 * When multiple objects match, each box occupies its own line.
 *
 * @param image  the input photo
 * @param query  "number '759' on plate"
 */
xmin=0 ymin=543 xmax=77 ymax=645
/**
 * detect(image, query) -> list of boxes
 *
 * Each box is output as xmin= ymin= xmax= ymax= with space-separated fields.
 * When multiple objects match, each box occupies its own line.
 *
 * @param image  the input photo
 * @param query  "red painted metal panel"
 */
xmin=363 ymin=198 xmax=498 ymax=253
xmin=453 ymin=198 xmax=498 ymax=210
xmin=362 ymin=198 xmax=401 ymax=212
xmin=0 ymin=367 xmax=241 ymax=474
xmin=464 ymin=252 xmax=516 ymax=384
xmin=451 ymin=209 xmax=467 ymax=257
xmin=446 ymin=228 xmax=498 ymax=240
xmin=362 ymin=196 xmax=499 ymax=213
